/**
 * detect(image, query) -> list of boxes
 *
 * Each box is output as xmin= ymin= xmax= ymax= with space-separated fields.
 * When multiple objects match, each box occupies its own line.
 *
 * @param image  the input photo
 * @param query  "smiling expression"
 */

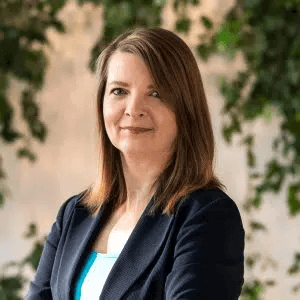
xmin=103 ymin=51 xmax=178 ymax=158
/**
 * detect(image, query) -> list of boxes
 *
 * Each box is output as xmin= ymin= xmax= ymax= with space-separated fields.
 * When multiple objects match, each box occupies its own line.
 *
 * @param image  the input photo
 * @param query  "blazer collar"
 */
xmin=67 ymin=196 xmax=175 ymax=300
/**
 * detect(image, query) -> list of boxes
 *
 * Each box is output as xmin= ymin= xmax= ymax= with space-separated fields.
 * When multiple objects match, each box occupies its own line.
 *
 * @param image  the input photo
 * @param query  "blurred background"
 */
xmin=0 ymin=0 xmax=299 ymax=298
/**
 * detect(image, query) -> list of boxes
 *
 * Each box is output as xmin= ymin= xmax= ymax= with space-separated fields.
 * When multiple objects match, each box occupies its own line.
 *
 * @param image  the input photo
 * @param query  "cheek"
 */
xmin=162 ymin=113 xmax=177 ymax=135
xmin=103 ymin=103 xmax=116 ymax=127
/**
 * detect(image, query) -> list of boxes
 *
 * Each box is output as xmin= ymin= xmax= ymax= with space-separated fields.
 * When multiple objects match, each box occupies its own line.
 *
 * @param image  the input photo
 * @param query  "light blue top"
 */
xmin=74 ymin=251 xmax=119 ymax=300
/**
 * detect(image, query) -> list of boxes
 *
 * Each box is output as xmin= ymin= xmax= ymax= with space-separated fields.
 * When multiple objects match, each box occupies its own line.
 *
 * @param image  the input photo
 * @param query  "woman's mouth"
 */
xmin=123 ymin=128 xmax=152 ymax=134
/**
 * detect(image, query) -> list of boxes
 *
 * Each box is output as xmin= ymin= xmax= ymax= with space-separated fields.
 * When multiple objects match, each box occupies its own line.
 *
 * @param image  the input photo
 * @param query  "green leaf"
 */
xmin=262 ymin=159 xmax=286 ymax=193
xmin=33 ymin=120 xmax=47 ymax=142
xmin=244 ymin=0 xmax=261 ymax=9
xmin=77 ymin=0 xmax=103 ymax=5
xmin=0 ymin=288 xmax=7 ymax=300
xmin=272 ymin=137 xmax=281 ymax=151
xmin=21 ymin=89 xmax=47 ymax=142
xmin=288 ymin=183 xmax=300 ymax=216
xmin=216 ymin=19 xmax=240 ymax=50
xmin=21 ymin=90 xmax=37 ymax=120
xmin=250 ymin=172 xmax=262 ymax=179
xmin=173 ymin=0 xmax=179 ymax=10
xmin=153 ymin=0 xmax=167 ymax=7
xmin=247 ymin=148 xmax=256 ymax=168
xmin=17 ymin=147 xmax=36 ymax=162
xmin=0 ymin=192 xmax=4 ymax=208
xmin=265 ymin=280 xmax=276 ymax=286
xmin=242 ymin=96 xmax=266 ymax=120
xmin=220 ymin=79 xmax=240 ymax=112
xmin=287 ymin=252 xmax=300 ymax=275
xmin=1 ymin=118 xmax=23 ymax=143
xmin=12 ymin=48 xmax=47 ymax=89
xmin=222 ymin=125 xmax=233 ymax=144
xmin=76 ymin=0 xmax=85 ymax=5
xmin=200 ymin=16 xmax=213 ymax=29
xmin=263 ymin=15 xmax=284 ymax=32
xmin=250 ymin=221 xmax=267 ymax=231
xmin=0 ymin=275 xmax=24 ymax=292
xmin=50 ymin=0 xmax=68 ymax=13
xmin=262 ymin=103 xmax=273 ymax=124
xmin=221 ymin=114 xmax=242 ymax=143
xmin=241 ymin=135 xmax=254 ymax=146
xmin=23 ymin=223 xmax=38 ymax=239
xmin=241 ymin=279 xmax=264 ymax=299
xmin=50 ymin=19 xmax=65 ymax=33
xmin=289 ymin=34 xmax=300 ymax=56
xmin=21 ymin=27 xmax=49 ymax=44
xmin=0 ymin=94 xmax=23 ymax=143
xmin=0 ymin=72 xmax=9 ymax=90
xmin=246 ymin=253 xmax=261 ymax=269
xmin=216 ymin=31 xmax=236 ymax=48
xmin=253 ymin=193 xmax=262 ymax=209
xmin=106 ymin=2 xmax=132 ymax=27
xmin=196 ymin=44 xmax=211 ymax=61
xmin=287 ymin=59 xmax=300 ymax=85
xmin=175 ymin=17 xmax=191 ymax=33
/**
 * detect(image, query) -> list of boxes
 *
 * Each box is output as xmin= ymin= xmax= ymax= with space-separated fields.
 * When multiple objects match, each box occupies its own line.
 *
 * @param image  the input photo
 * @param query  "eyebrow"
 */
xmin=108 ymin=81 xmax=155 ymax=89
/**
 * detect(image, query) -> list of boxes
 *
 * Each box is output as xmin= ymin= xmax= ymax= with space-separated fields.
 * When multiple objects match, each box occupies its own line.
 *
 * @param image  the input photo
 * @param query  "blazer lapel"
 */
xmin=58 ymin=200 xmax=114 ymax=299
xmin=99 ymin=196 xmax=175 ymax=300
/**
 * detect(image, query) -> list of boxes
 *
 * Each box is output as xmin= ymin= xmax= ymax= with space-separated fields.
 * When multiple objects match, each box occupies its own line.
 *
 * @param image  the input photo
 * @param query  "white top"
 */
xmin=74 ymin=251 xmax=119 ymax=300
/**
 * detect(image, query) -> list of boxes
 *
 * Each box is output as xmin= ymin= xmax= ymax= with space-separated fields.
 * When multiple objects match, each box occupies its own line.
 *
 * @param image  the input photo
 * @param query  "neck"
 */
xmin=119 ymin=151 xmax=171 ymax=214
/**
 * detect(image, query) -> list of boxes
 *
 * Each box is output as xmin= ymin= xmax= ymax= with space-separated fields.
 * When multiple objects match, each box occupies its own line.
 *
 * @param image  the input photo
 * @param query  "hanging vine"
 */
xmin=0 ymin=0 xmax=299 ymax=298
xmin=194 ymin=0 xmax=300 ymax=297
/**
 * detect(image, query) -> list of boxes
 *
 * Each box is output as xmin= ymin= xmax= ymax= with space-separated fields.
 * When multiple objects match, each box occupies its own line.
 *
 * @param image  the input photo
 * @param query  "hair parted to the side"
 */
xmin=80 ymin=26 xmax=226 ymax=217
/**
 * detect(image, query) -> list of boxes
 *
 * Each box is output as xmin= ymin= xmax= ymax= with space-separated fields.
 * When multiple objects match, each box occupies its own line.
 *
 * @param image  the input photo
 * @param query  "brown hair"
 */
xmin=80 ymin=26 xmax=226 ymax=217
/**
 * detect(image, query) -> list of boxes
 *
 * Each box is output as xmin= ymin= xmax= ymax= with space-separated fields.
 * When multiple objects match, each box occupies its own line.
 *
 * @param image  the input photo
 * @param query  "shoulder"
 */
xmin=165 ymin=189 xmax=245 ymax=299
xmin=180 ymin=188 xmax=240 ymax=212
xmin=175 ymin=188 xmax=244 ymax=226
xmin=173 ymin=188 xmax=245 ymax=261
xmin=55 ymin=190 xmax=89 ymax=226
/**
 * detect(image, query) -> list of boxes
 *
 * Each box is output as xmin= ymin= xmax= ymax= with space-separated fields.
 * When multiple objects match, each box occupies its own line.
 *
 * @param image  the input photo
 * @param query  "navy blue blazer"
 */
xmin=26 ymin=188 xmax=244 ymax=299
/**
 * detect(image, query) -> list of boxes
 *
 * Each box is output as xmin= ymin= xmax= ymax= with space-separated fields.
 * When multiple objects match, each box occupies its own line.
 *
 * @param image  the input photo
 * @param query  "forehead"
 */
xmin=106 ymin=51 xmax=153 ymax=82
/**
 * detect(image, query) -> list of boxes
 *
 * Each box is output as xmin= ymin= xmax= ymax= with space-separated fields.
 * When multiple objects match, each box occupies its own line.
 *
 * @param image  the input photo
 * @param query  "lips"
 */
xmin=122 ymin=127 xmax=152 ymax=131
xmin=124 ymin=128 xmax=152 ymax=133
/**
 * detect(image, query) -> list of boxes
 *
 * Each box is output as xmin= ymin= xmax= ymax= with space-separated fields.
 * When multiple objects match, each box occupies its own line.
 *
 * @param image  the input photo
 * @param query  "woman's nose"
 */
xmin=124 ymin=94 xmax=146 ymax=117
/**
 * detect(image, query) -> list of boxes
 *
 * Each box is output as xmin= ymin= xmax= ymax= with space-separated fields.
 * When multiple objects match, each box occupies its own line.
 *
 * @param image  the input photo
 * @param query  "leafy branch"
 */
xmin=1 ymin=0 xmax=299 ymax=299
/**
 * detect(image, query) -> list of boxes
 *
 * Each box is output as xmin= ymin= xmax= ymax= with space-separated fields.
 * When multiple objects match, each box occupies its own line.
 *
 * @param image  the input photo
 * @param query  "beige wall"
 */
xmin=1 ymin=0 xmax=299 ymax=298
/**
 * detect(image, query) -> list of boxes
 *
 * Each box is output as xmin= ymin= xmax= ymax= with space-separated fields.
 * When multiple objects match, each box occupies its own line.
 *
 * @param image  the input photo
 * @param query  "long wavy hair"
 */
xmin=80 ymin=26 xmax=226 ymax=217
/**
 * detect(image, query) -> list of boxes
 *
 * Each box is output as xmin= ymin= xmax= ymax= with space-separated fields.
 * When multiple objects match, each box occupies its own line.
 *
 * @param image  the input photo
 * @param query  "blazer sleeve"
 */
xmin=25 ymin=195 xmax=76 ymax=300
xmin=165 ymin=196 xmax=245 ymax=300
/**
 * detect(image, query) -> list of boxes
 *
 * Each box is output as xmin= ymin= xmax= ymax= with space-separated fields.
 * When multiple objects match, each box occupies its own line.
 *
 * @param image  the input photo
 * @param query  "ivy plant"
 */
xmin=0 ymin=0 xmax=299 ymax=298
xmin=194 ymin=0 xmax=300 ymax=297
xmin=0 ymin=0 xmax=67 ymax=297
xmin=0 ymin=0 xmax=68 ymax=203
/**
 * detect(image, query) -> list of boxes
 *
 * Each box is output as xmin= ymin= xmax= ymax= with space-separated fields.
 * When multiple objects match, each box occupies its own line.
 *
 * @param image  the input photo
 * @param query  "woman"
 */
xmin=26 ymin=27 xmax=244 ymax=299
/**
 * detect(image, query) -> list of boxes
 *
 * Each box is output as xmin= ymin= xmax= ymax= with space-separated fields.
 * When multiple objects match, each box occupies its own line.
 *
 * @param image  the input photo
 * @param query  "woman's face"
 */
xmin=103 ymin=51 xmax=177 ymax=159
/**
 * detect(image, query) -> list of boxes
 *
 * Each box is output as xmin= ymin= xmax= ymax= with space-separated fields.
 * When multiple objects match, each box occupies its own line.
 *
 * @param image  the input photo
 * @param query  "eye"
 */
xmin=111 ymin=88 xmax=126 ymax=96
xmin=150 ymin=91 xmax=160 ymax=98
xmin=110 ymin=88 xmax=162 ymax=100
